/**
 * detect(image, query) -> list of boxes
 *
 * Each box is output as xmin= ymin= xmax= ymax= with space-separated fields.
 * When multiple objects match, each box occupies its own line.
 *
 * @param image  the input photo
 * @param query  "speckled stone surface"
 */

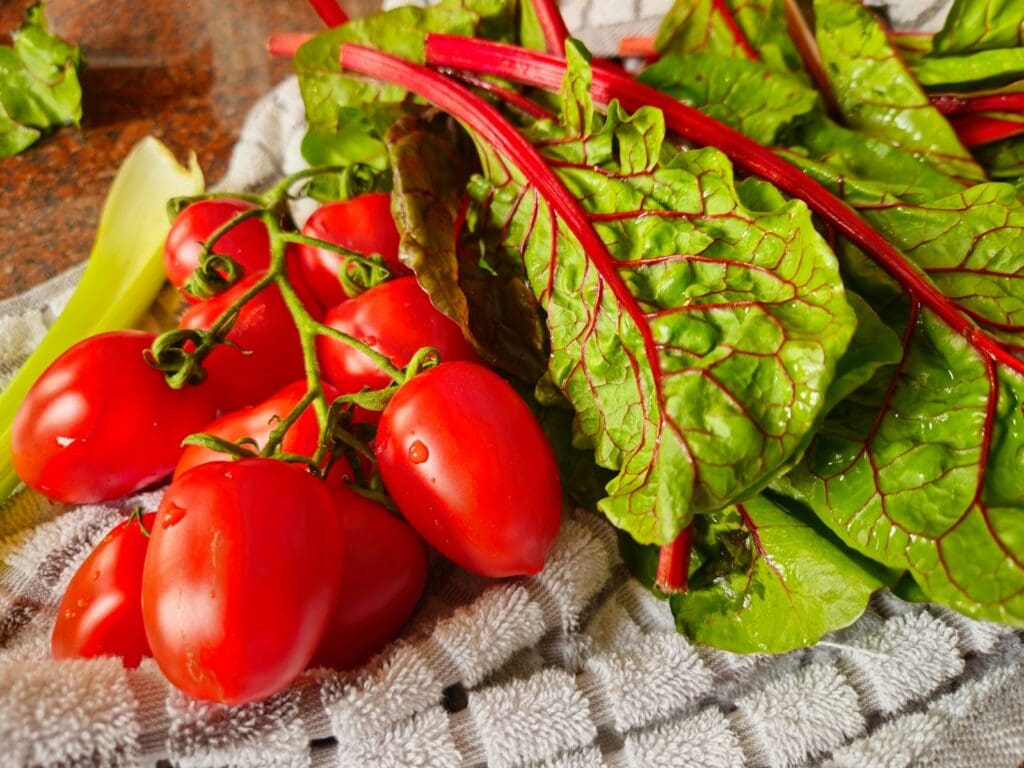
xmin=0 ymin=0 xmax=324 ymax=300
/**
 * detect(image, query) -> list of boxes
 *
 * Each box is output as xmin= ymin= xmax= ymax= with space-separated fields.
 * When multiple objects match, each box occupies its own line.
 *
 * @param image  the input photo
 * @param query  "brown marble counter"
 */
xmin=0 ymin=0 xmax=327 ymax=300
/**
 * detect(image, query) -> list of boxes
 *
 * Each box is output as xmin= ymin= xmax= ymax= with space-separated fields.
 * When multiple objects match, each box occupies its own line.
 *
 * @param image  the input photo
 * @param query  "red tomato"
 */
xmin=164 ymin=199 xmax=271 ymax=300
xmin=375 ymin=362 xmax=562 ymax=577
xmin=174 ymin=381 xmax=352 ymax=486
xmin=51 ymin=513 xmax=155 ymax=668
xmin=298 ymin=193 xmax=408 ymax=309
xmin=12 ymin=331 xmax=217 ymax=503
xmin=317 ymin=277 xmax=477 ymax=399
xmin=311 ymin=493 xmax=427 ymax=670
xmin=180 ymin=272 xmax=311 ymax=411
xmin=142 ymin=458 xmax=343 ymax=704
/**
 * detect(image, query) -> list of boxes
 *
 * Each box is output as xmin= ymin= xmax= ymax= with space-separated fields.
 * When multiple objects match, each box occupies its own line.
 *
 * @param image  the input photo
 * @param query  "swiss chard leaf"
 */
xmin=913 ymin=48 xmax=1024 ymax=91
xmin=621 ymin=493 xmax=895 ymax=653
xmin=655 ymin=0 xmax=804 ymax=77
xmin=977 ymin=135 xmax=1024 ymax=181
xmin=293 ymin=0 xmax=520 ymax=183
xmin=465 ymin=44 xmax=857 ymax=544
xmin=0 ymin=2 xmax=82 ymax=158
xmin=385 ymin=109 xmax=548 ymax=378
xmin=639 ymin=53 xmax=818 ymax=145
xmin=931 ymin=0 xmax=1024 ymax=56
xmin=812 ymin=0 xmax=984 ymax=181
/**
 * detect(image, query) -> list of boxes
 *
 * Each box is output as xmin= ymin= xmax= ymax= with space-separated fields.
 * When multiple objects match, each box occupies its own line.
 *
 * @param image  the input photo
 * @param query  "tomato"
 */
xmin=180 ymin=272 xmax=312 ymax=411
xmin=174 ymin=381 xmax=352 ymax=486
xmin=164 ymin=198 xmax=271 ymax=299
xmin=12 ymin=331 xmax=217 ymax=503
xmin=317 ymin=277 xmax=477 ymax=399
xmin=51 ymin=513 xmax=155 ymax=668
xmin=142 ymin=458 xmax=343 ymax=704
xmin=311 ymin=493 xmax=427 ymax=669
xmin=375 ymin=362 xmax=562 ymax=577
xmin=297 ymin=193 xmax=409 ymax=310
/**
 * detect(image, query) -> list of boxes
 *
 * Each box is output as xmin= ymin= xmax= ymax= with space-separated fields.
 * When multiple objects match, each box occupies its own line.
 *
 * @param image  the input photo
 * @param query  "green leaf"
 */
xmin=932 ymin=0 xmax=1024 ymax=56
xmin=621 ymin=493 xmax=896 ymax=653
xmin=467 ymin=45 xmax=857 ymax=544
xmin=639 ymin=53 xmax=818 ymax=145
xmin=294 ymin=0 xmax=518 ymax=133
xmin=0 ymin=138 xmax=203 ymax=503
xmin=779 ymin=266 xmax=1024 ymax=625
xmin=0 ymin=2 xmax=83 ymax=157
xmin=386 ymin=109 xmax=548 ymax=378
xmin=812 ymin=0 xmax=984 ymax=181
xmin=654 ymin=0 xmax=804 ymax=77
xmin=913 ymin=48 xmax=1024 ymax=91
xmin=977 ymin=134 xmax=1024 ymax=180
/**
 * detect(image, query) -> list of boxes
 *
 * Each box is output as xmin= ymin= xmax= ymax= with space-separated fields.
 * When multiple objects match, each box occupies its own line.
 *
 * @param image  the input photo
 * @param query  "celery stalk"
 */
xmin=0 ymin=137 xmax=203 ymax=504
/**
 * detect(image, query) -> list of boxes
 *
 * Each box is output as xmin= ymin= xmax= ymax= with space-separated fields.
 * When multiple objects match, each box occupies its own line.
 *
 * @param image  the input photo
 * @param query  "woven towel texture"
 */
xmin=3 ymin=1 xmax=1023 ymax=764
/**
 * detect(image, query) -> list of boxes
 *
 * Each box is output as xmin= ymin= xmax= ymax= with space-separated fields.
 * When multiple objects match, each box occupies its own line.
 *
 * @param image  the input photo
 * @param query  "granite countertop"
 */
xmin=0 ymin=0 xmax=323 ymax=301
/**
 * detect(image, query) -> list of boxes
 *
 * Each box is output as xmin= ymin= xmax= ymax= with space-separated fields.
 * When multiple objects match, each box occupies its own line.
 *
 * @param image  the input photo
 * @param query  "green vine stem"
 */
xmin=149 ymin=166 xmax=445 ymax=494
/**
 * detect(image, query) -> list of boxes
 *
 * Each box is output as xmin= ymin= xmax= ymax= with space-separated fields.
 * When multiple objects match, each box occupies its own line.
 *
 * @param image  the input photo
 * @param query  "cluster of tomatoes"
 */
xmin=12 ymin=192 xmax=563 ymax=704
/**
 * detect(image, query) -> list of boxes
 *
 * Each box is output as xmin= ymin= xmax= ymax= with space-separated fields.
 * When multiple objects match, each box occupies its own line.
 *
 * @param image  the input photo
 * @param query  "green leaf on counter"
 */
xmin=0 ymin=2 xmax=83 ymax=158
xmin=0 ymin=138 xmax=203 ymax=504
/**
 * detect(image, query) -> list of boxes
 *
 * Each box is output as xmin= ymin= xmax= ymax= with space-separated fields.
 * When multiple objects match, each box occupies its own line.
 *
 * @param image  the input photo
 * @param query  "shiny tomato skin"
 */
xmin=311 ymin=493 xmax=427 ymax=670
xmin=142 ymin=458 xmax=343 ymax=704
xmin=317 ymin=277 xmax=477 ymax=398
xmin=376 ymin=362 xmax=562 ymax=577
xmin=164 ymin=199 xmax=271 ymax=300
xmin=51 ymin=513 xmax=155 ymax=668
xmin=12 ymin=331 xmax=218 ymax=503
xmin=298 ymin=193 xmax=408 ymax=309
xmin=179 ymin=272 xmax=310 ymax=412
xmin=174 ymin=381 xmax=352 ymax=486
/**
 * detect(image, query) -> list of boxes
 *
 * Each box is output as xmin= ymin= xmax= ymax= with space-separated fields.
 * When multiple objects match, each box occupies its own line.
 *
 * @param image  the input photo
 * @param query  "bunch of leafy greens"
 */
xmin=0 ymin=2 xmax=83 ymax=158
xmin=293 ymin=0 xmax=1024 ymax=652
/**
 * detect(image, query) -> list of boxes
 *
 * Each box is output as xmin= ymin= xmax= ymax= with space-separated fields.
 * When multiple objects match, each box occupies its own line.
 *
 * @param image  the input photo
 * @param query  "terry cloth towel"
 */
xmin=3 ymin=1 xmax=1023 ymax=766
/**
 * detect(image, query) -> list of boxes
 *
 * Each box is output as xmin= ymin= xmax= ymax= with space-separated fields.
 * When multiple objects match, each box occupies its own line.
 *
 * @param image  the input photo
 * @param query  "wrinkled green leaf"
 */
xmin=655 ymin=0 xmax=804 ymax=77
xmin=0 ymin=2 xmax=82 ymax=158
xmin=781 ymin=296 xmax=1024 ymax=625
xmin=466 ymin=44 xmax=856 ymax=544
xmin=621 ymin=493 xmax=895 ymax=652
xmin=386 ymin=110 xmax=547 ymax=378
xmin=639 ymin=53 xmax=818 ymax=145
xmin=932 ymin=0 xmax=1024 ymax=55
xmin=977 ymin=134 xmax=1024 ymax=180
xmin=813 ymin=0 xmax=983 ymax=181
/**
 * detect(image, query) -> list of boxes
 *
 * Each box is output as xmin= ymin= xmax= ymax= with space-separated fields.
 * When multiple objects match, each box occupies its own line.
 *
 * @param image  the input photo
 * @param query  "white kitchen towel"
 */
xmin=2 ymin=1 xmax=1023 ymax=765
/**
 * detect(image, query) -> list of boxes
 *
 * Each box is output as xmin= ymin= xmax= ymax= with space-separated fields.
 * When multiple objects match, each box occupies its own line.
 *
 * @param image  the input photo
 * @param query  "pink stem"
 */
xmin=530 ymin=0 xmax=570 ymax=54
xmin=452 ymin=71 xmax=556 ymax=120
xmin=656 ymin=524 xmax=693 ymax=593
xmin=933 ymin=92 xmax=1024 ymax=117
xmin=267 ymin=32 xmax=314 ymax=58
xmin=952 ymin=114 xmax=1024 ymax=146
xmin=309 ymin=0 xmax=348 ymax=27
xmin=712 ymin=0 xmax=758 ymax=60
xmin=423 ymin=35 xmax=1024 ymax=378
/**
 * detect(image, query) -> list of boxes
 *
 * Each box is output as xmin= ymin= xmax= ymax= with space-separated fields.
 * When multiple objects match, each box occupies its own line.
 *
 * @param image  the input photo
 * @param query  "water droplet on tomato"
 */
xmin=209 ymin=590 xmax=216 ymax=599
xmin=63 ymin=608 xmax=75 ymax=619
xmin=163 ymin=503 xmax=187 ymax=528
xmin=76 ymin=597 xmax=88 ymax=609
xmin=91 ymin=570 xmax=100 ymax=581
xmin=408 ymin=440 xmax=429 ymax=464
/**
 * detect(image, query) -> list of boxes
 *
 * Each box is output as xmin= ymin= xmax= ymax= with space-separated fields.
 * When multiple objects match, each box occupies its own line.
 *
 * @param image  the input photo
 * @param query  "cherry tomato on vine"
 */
xmin=12 ymin=331 xmax=217 ymax=503
xmin=51 ymin=512 xmax=155 ymax=668
xmin=179 ymin=272 xmax=316 ymax=411
xmin=376 ymin=362 xmax=562 ymax=577
xmin=142 ymin=458 xmax=343 ymax=705
xmin=311 ymin=493 xmax=427 ymax=670
xmin=297 ymin=193 xmax=409 ymax=309
xmin=164 ymin=199 xmax=271 ymax=299
xmin=317 ymin=277 xmax=477 ymax=398
xmin=174 ymin=381 xmax=352 ymax=486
